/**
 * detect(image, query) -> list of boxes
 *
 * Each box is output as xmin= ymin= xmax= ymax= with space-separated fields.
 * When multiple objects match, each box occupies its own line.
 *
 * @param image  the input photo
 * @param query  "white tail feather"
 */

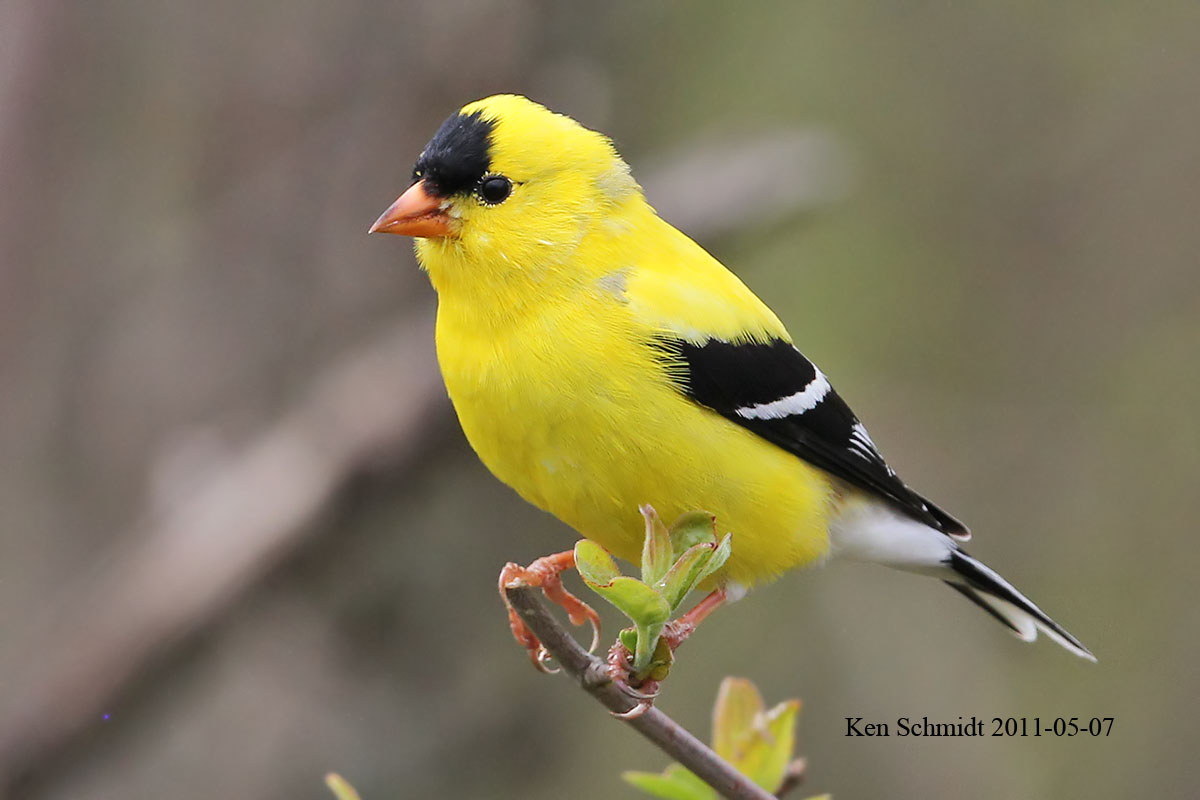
xmin=830 ymin=494 xmax=1095 ymax=661
xmin=948 ymin=551 xmax=1096 ymax=662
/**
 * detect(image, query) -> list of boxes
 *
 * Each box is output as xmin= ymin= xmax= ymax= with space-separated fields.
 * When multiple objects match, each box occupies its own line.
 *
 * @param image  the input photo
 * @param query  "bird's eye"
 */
xmin=478 ymin=175 xmax=512 ymax=205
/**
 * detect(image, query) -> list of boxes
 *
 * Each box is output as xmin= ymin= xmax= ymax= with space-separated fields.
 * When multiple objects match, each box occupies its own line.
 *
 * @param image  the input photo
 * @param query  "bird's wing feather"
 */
xmin=649 ymin=335 xmax=969 ymax=538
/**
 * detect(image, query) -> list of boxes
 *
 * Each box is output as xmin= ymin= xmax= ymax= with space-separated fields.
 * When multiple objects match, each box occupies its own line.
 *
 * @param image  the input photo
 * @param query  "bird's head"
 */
xmin=370 ymin=95 xmax=641 ymax=283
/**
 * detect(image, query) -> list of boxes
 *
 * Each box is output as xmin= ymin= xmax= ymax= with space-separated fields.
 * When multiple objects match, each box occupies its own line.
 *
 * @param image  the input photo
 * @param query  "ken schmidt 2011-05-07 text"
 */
xmin=845 ymin=716 xmax=1114 ymax=737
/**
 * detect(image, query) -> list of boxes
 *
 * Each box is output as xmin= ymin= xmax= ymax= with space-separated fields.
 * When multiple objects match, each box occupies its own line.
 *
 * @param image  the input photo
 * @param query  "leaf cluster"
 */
xmin=575 ymin=508 xmax=731 ymax=679
xmin=624 ymin=677 xmax=822 ymax=800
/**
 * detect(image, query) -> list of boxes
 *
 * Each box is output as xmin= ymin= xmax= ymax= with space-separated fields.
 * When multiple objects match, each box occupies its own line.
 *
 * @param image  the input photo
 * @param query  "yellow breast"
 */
xmin=432 ymin=253 xmax=837 ymax=587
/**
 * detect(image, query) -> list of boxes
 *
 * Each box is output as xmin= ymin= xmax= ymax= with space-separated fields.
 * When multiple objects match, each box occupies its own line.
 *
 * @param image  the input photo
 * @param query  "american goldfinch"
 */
xmin=370 ymin=94 xmax=1093 ymax=662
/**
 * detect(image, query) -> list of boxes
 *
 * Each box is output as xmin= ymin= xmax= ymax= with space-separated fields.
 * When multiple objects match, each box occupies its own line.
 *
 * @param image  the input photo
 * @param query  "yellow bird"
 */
xmin=370 ymin=94 xmax=1093 ymax=662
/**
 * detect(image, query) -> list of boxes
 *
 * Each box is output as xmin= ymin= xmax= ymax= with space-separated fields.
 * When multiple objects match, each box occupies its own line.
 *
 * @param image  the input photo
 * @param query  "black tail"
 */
xmin=946 ymin=550 xmax=1095 ymax=661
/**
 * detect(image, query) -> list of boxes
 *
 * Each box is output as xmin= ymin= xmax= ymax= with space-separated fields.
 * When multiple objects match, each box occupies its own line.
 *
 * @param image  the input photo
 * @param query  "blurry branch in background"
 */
xmin=0 ymin=0 xmax=61 ymax=326
xmin=644 ymin=129 xmax=849 ymax=239
xmin=0 ymin=314 xmax=443 ymax=787
xmin=0 ymin=126 xmax=848 ymax=789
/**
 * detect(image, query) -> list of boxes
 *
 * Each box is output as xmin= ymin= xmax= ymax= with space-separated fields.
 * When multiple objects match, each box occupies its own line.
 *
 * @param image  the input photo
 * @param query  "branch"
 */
xmin=504 ymin=585 xmax=776 ymax=800
xmin=0 ymin=314 xmax=444 ymax=787
xmin=774 ymin=759 xmax=807 ymax=798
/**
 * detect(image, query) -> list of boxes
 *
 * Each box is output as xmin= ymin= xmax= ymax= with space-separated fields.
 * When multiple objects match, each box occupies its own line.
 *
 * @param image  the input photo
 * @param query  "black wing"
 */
xmin=651 ymin=336 xmax=968 ymax=538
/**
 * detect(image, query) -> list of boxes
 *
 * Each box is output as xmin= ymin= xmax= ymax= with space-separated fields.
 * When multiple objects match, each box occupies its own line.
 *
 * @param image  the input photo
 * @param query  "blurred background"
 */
xmin=2 ymin=1 xmax=1198 ymax=797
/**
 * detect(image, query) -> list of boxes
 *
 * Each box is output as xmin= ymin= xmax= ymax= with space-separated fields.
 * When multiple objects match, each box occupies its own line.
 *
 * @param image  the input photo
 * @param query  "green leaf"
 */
xmin=576 ymin=539 xmax=668 ymax=626
xmin=582 ymin=574 xmax=670 ymax=673
xmin=640 ymin=505 xmax=674 ymax=586
xmin=656 ymin=542 xmax=720 ymax=612
xmin=623 ymin=677 xmax=807 ymax=799
xmin=737 ymin=699 xmax=801 ymax=792
xmin=668 ymin=511 xmax=717 ymax=553
xmin=585 ymin=575 xmax=670 ymax=627
xmin=633 ymin=618 xmax=669 ymax=673
xmin=576 ymin=538 xmax=672 ymax=675
xmin=695 ymin=533 xmax=732 ymax=587
xmin=574 ymin=539 xmax=621 ymax=586
xmin=623 ymin=765 xmax=717 ymax=800
xmin=709 ymin=677 xmax=802 ymax=792
xmin=644 ymin=633 xmax=675 ymax=682
xmin=324 ymin=773 xmax=362 ymax=800
xmin=712 ymin=677 xmax=765 ymax=763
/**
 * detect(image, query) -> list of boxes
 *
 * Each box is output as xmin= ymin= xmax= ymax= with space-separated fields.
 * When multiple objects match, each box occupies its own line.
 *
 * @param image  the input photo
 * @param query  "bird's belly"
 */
xmin=437 ymin=316 xmax=836 ymax=587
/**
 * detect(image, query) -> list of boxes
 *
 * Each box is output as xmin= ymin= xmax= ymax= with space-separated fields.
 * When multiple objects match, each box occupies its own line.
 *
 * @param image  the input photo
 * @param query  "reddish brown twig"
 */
xmin=504 ymin=584 xmax=775 ymax=800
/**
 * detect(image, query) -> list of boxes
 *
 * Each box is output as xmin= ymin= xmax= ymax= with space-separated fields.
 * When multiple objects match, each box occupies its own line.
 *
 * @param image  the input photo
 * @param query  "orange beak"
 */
xmin=368 ymin=180 xmax=455 ymax=238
